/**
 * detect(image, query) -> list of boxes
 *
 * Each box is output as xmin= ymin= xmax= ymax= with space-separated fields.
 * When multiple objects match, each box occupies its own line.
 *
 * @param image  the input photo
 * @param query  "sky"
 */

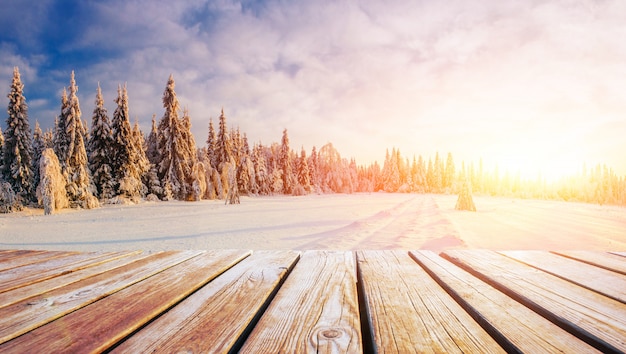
xmin=1 ymin=0 xmax=625 ymax=180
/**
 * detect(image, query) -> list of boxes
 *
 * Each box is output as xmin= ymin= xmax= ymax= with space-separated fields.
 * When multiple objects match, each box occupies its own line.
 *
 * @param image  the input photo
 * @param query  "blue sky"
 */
xmin=1 ymin=0 xmax=625 ymax=178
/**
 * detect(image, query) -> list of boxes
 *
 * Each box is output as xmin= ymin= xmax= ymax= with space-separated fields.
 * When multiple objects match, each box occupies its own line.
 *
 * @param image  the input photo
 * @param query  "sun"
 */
xmin=493 ymin=140 xmax=584 ymax=183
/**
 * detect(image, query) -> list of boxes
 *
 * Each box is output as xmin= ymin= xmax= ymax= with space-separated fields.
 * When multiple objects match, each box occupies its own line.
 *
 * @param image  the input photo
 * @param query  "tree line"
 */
xmin=1 ymin=67 xmax=625 ymax=213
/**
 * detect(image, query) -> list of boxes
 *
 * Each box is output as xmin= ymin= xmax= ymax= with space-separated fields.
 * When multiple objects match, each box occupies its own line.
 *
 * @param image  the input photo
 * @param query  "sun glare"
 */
xmin=495 ymin=144 xmax=583 ymax=183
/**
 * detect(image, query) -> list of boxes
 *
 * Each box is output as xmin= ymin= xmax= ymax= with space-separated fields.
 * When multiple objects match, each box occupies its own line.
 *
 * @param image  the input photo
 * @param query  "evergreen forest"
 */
xmin=2 ymin=67 xmax=625 ymax=214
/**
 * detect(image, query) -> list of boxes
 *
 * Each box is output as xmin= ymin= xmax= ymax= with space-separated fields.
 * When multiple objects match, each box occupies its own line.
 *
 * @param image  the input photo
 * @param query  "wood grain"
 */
xmin=443 ymin=250 xmax=626 ymax=353
xmin=500 ymin=250 xmax=626 ymax=303
xmin=0 ymin=250 xmax=144 ymax=309
xmin=113 ymin=250 xmax=298 ymax=353
xmin=553 ymin=251 xmax=626 ymax=275
xmin=0 ymin=249 xmax=250 ymax=353
xmin=0 ymin=250 xmax=202 ymax=344
xmin=241 ymin=251 xmax=361 ymax=353
xmin=0 ymin=250 xmax=67 ymax=271
xmin=411 ymin=250 xmax=600 ymax=353
xmin=0 ymin=251 xmax=131 ymax=293
xmin=357 ymin=250 xmax=503 ymax=353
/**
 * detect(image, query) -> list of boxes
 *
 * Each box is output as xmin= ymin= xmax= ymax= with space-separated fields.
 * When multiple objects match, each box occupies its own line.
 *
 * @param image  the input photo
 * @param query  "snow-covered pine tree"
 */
xmin=206 ymin=118 xmax=217 ymax=169
xmin=156 ymin=74 xmax=193 ymax=200
xmin=216 ymin=108 xmax=234 ymax=174
xmin=37 ymin=148 xmax=69 ymax=214
xmin=279 ymin=129 xmax=294 ymax=195
xmin=132 ymin=120 xmax=150 ymax=195
xmin=0 ymin=127 xmax=4 ymax=166
xmin=32 ymin=121 xmax=45 ymax=194
xmin=252 ymin=143 xmax=271 ymax=195
xmin=2 ymin=67 xmax=35 ymax=202
xmin=181 ymin=107 xmax=199 ymax=198
xmin=54 ymin=72 xmax=98 ymax=209
xmin=444 ymin=152 xmax=455 ymax=191
xmin=296 ymin=147 xmax=311 ymax=194
xmin=110 ymin=84 xmax=145 ymax=201
xmin=88 ymin=84 xmax=115 ymax=200
xmin=308 ymin=146 xmax=320 ymax=193
xmin=456 ymin=177 xmax=476 ymax=211
xmin=145 ymin=115 xmax=159 ymax=165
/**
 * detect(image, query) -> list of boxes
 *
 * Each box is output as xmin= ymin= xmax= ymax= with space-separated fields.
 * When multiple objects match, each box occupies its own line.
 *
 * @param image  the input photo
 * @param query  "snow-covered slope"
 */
xmin=1 ymin=193 xmax=624 ymax=252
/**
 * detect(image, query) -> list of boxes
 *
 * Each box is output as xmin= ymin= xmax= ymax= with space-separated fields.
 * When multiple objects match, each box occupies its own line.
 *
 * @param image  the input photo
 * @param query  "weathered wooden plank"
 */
xmin=0 ymin=249 xmax=250 ymax=353
xmin=0 ymin=250 xmax=75 ymax=272
xmin=355 ymin=250 xmax=503 ymax=353
xmin=0 ymin=251 xmax=249 ymax=353
xmin=443 ymin=250 xmax=626 ymax=353
xmin=500 ymin=251 xmax=626 ymax=303
xmin=610 ymin=252 xmax=626 ymax=258
xmin=240 ymin=251 xmax=361 ymax=353
xmin=0 ymin=250 xmax=203 ymax=344
xmin=0 ymin=251 xmax=133 ymax=293
xmin=113 ymin=250 xmax=299 ymax=353
xmin=553 ymin=251 xmax=626 ymax=276
xmin=411 ymin=250 xmax=600 ymax=353
xmin=0 ymin=250 xmax=145 ymax=309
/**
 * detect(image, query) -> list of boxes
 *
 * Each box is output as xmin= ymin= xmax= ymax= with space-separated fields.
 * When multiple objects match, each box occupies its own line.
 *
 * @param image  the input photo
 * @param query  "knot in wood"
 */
xmin=320 ymin=329 xmax=342 ymax=339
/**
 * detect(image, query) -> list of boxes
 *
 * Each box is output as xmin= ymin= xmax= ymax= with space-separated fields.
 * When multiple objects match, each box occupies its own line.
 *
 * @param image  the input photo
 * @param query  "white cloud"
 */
xmin=2 ymin=0 xmax=625 ymax=173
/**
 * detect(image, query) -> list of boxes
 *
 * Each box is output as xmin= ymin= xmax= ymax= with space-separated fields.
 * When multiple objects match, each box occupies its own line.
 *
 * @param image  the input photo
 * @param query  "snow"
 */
xmin=1 ymin=193 xmax=625 ymax=252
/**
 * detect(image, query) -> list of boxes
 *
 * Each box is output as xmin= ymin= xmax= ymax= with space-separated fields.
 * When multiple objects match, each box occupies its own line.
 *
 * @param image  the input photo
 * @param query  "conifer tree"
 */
xmin=216 ymin=108 xmax=233 ymax=173
xmin=456 ymin=178 xmax=476 ymax=211
xmin=32 ymin=121 xmax=45 ymax=194
xmin=308 ymin=146 xmax=320 ymax=193
xmin=0 ymin=127 xmax=4 ymax=166
xmin=206 ymin=118 xmax=217 ymax=169
xmin=156 ymin=74 xmax=193 ymax=200
xmin=2 ymin=67 xmax=34 ymax=202
xmin=132 ymin=120 xmax=150 ymax=193
xmin=37 ymin=148 xmax=69 ymax=214
xmin=297 ymin=147 xmax=311 ymax=193
xmin=252 ymin=143 xmax=271 ymax=195
xmin=111 ymin=84 xmax=146 ymax=200
xmin=444 ymin=152 xmax=455 ymax=191
xmin=280 ymin=129 xmax=294 ymax=194
xmin=145 ymin=115 xmax=159 ymax=165
xmin=54 ymin=71 xmax=97 ymax=208
xmin=88 ymin=84 xmax=115 ymax=200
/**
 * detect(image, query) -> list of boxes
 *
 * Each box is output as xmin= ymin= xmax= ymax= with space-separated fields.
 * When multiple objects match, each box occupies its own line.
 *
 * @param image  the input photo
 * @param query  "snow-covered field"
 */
xmin=1 ymin=193 xmax=625 ymax=252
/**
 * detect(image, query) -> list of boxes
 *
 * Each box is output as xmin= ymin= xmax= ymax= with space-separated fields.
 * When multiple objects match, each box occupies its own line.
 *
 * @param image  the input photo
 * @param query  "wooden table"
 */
xmin=0 ymin=249 xmax=624 ymax=353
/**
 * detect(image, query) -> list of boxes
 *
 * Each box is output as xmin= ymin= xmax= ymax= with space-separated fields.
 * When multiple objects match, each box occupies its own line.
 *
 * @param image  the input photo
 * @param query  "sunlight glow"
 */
xmin=494 ymin=142 xmax=583 ymax=182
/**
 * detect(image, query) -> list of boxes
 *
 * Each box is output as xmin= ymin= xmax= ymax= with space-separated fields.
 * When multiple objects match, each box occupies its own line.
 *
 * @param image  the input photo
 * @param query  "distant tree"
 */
xmin=145 ymin=115 xmax=159 ymax=165
xmin=252 ymin=143 xmax=271 ymax=195
xmin=0 ymin=127 xmax=4 ymax=166
xmin=36 ymin=148 xmax=69 ymax=214
xmin=181 ymin=107 xmax=199 ymax=198
xmin=444 ymin=152 xmax=455 ymax=191
xmin=32 ymin=121 xmax=45 ymax=195
xmin=296 ymin=147 xmax=311 ymax=194
xmin=88 ymin=84 xmax=115 ymax=200
xmin=456 ymin=178 xmax=476 ymax=211
xmin=132 ymin=120 xmax=150 ymax=193
xmin=55 ymin=72 xmax=98 ymax=209
xmin=216 ymin=108 xmax=233 ymax=173
xmin=280 ymin=129 xmax=294 ymax=194
xmin=206 ymin=118 xmax=217 ymax=169
xmin=308 ymin=146 xmax=320 ymax=193
xmin=2 ymin=67 xmax=34 ymax=203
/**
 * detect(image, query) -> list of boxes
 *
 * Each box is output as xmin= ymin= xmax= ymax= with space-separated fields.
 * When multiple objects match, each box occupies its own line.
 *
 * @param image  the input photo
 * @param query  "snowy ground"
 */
xmin=1 ymin=193 xmax=625 ymax=252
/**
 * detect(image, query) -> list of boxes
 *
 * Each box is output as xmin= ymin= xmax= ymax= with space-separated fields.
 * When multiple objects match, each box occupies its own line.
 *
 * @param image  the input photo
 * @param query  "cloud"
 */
xmin=1 ymin=0 xmax=625 ymax=174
